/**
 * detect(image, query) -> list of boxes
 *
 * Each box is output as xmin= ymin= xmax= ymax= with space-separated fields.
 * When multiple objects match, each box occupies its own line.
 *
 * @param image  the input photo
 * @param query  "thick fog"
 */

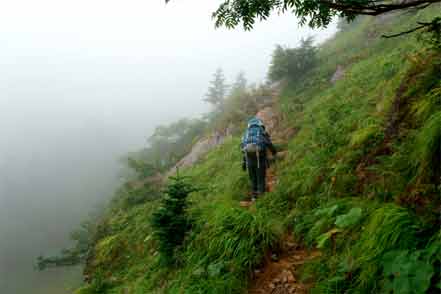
xmin=0 ymin=0 xmax=336 ymax=293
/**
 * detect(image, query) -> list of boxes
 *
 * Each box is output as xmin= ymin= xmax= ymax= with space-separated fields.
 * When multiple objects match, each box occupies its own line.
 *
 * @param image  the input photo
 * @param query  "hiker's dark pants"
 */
xmin=246 ymin=153 xmax=267 ymax=195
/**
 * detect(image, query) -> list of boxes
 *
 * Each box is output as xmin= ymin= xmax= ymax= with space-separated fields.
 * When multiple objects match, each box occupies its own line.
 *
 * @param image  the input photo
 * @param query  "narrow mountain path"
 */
xmin=266 ymin=164 xmax=277 ymax=193
xmin=244 ymin=105 xmax=322 ymax=293
xmin=247 ymin=159 xmax=321 ymax=293
xmin=248 ymin=236 xmax=321 ymax=294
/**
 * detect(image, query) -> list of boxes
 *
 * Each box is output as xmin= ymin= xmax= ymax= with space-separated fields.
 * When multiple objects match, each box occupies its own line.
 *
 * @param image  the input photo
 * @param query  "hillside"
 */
xmin=74 ymin=8 xmax=440 ymax=294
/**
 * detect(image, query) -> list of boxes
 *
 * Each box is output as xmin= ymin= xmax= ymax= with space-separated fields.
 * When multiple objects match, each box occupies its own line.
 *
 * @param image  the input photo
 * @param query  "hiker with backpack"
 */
xmin=241 ymin=117 xmax=277 ymax=200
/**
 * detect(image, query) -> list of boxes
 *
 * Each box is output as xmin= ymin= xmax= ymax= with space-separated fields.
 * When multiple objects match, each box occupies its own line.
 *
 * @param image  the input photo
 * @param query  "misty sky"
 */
xmin=0 ymin=1 xmax=336 ymax=293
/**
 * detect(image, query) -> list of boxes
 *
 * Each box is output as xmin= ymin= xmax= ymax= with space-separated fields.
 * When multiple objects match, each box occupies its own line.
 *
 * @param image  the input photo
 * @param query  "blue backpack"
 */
xmin=242 ymin=118 xmax=266 ymax=154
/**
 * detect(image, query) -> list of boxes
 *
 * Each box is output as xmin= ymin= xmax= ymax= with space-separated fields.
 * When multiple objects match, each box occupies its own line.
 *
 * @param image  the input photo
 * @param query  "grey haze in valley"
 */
xmin=0 ymin=0 xmax=336 ymax=293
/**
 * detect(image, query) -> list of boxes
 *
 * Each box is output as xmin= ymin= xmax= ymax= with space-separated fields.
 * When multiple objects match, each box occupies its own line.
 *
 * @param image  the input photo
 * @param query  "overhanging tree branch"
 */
xmin=167 ymin=0 xmax=441 ymax=33
xmin=318 ymin=0 xmax=439 ymax=15
xmin=382 ymin=23 xmax=429 ymax=38
xmin=382 ymin=19 xmax=441 ymax=38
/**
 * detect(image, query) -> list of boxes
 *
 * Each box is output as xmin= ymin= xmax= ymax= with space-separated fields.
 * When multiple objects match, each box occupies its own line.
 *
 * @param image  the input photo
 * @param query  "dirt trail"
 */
xmin=244 ymin=105 xmax=321 ymax=293
xmin=266 ymin=164 xmax=277 ymax=193
xmin=242 ymin=161 xmax=320 ymax=294
xmin=245 ymin=154 xmax=320 ymax=293
xmin=249 ymin=236 xmax=321 ymax=294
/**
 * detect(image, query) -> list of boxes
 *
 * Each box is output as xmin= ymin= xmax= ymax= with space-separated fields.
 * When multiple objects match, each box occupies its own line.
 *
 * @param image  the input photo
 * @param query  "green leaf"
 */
xmin=207 ymin=261 xmax=225 ymax=277
xmin=316 ymin=228 xmax=342 ymax=248
xmin=393 ymin=275 xmax=411 ymax=294
xmin=411 ymin=261 xmax=433 ymax=293
xmin=381 ymin=250 xmax=434 ymax=294
xmin=335 ymin=208 xmax=363 ymax=228
xmin=382 ymin=250 xmax=407 ymax=276
xmin=314 ymin=204 xmax=339 ymax=217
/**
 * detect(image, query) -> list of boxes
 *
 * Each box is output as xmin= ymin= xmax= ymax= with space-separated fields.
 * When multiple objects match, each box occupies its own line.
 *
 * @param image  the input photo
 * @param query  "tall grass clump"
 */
xmin=410 ymin=111 xmax=441 ymax=185
xmin=353 ymin=205 xmax=419 ymax=290
xmin=305 ymin=204 xmax=425 ymax=293
xmin=183 ymin=138 xmax=247 ymax=202
xmin=168 ymin=204 xmax=282 ymax=293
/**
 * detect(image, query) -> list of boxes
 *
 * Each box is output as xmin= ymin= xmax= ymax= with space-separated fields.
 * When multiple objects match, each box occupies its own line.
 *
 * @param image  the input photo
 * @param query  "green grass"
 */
xmin=76 ymin=7 xmax=441 ymax=294
xmin=167 ymin=205 xmax=282 ymax=293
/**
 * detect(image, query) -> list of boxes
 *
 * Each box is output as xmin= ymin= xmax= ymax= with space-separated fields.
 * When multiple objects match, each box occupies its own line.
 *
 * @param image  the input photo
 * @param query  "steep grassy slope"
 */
xmin=76 ymin=8 xmax=440 ymax=294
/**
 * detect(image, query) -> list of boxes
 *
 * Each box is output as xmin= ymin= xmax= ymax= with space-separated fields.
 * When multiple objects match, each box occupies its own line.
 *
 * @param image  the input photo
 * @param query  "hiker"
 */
xmin=241 ymin=117 xmax=277 ymax=200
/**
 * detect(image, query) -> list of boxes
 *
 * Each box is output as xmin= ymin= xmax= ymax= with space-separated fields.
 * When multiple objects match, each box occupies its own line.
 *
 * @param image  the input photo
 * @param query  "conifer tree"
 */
xmin=204 ymin=68 xmax=228 ymax=108
xmin=150 ymin=174 xmax=196 ymax=265
xmin=268 ymin=37 xmax=317 ymax=82
xmin=231 ymin=71 xmax=247 ymax=96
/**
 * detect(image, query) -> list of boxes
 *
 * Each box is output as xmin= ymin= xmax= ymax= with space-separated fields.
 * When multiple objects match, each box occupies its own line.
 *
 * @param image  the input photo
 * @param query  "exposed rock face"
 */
xmin=256 ymin=106 xmax=278 ymax=134
xmin=167 ymin=130 xmax=230 ymax=176
xmin=167 ymin=106 xmax=279 ymax=177
xmin=331 ymin=65 xmax=345 ymax=83
xmin=268 ymin=80 xmax=284 ymax=98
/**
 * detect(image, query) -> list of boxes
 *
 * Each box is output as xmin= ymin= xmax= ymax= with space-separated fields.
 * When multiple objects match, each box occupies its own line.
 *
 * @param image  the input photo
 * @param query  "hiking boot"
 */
xmin=251 ymin=191 xmax=259 ymax=202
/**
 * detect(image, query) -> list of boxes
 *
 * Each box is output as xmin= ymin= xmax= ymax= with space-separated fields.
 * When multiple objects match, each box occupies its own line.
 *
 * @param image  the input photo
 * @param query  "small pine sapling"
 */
xmin=151 ymin=174 xmax=196 ymax=266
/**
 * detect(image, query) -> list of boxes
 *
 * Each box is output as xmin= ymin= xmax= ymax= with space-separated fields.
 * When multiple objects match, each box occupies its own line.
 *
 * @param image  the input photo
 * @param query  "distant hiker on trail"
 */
xmin=241 ymin=116 xmax=277 ymax=200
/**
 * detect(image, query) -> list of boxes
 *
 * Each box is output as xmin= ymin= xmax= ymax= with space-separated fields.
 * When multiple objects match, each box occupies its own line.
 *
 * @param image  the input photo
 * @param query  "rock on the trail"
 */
xmin=240 ymin=200 xmax=254 ymax=208
xmin=271 ymin=253 xmax=279 ymax=262
xmin=331 ymin=65 xmax=345 ymax=83
xmin=248 ymin=239 xmax=320 ymax=294
xmin=285 ymin=241 xmax=297 ymax=249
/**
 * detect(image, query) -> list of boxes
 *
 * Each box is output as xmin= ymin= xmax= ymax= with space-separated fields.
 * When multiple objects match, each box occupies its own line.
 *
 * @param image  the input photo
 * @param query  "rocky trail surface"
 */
xmin=249 ymin=237 xmax=321 ymax=294
xmin=242 ymin=104 xmax=321 ymax=293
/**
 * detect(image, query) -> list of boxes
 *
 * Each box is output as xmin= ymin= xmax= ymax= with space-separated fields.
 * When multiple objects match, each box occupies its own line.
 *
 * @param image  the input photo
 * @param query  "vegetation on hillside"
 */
xmin=127 ymin=118 xmax=206 ymax=172
xmin=43 ymin=7 xmax=440 ymax=294
xmin=268 ymin=36 xmax=317 ymax=83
